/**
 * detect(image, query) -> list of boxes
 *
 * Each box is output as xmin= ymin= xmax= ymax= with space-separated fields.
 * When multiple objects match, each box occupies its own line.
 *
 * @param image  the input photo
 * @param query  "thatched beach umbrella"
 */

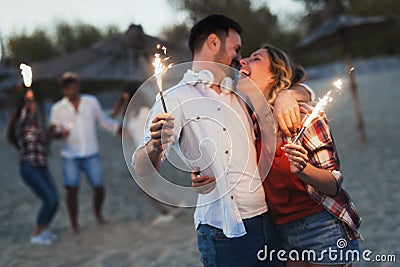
xmin=31 ymin=24 xmax=189 ymax=84
xmin=297 ymin=15 xmax=395 ymax=143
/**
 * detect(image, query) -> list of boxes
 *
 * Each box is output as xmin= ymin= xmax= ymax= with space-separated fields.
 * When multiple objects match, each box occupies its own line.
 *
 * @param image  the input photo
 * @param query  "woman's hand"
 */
xmin=281 ymin=143 xmax=308 ymax=174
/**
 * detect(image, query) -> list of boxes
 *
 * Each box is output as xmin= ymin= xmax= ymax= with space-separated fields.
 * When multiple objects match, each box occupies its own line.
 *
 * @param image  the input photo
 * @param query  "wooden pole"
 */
xmin=339 ymin=28 xmax=366 ymax=143
xmin=344 ymin=51 xmax=367 ymax=143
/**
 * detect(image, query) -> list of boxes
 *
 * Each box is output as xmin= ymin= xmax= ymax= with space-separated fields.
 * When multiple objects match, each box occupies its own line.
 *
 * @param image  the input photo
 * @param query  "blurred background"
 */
xmin=1 ymin=0 xmax=399 ymax=101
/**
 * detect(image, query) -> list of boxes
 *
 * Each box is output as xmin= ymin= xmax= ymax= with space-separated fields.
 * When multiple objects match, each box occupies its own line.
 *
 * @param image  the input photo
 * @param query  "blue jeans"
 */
xmin=20 ymin=161 xmax=59 ymax=226
xmin=62 ymin=154 xmax=104 ymax=187
xmin=277 ymin=210 xmax=361 ymax=264
xmin=197 ymin=212 xmax=283 ymax=267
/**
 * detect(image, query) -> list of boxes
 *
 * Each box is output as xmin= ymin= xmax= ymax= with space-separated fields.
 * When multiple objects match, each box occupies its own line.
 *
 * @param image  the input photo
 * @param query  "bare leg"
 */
xmin=146 ymin=194 xmax=170 ymax=215
xmin=66 ymin=186 xmax=79 ymax=234
xmin=93 ymin=186 xmax=108 ymax=224
xmin=33 ymin=224 xmax=47 ymax=236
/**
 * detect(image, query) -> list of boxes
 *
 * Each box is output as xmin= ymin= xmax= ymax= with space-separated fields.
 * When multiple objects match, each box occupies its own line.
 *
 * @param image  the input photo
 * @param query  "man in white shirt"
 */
xmin=134 ymin=15 xmax=309 ymax=267
xmin=50 ymin=71 xmax=121 ymax=234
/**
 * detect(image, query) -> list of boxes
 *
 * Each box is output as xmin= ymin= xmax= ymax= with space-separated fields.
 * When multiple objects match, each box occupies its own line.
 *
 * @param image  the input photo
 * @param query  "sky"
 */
xmin=0 ymin=0 xmax=304 ymax=39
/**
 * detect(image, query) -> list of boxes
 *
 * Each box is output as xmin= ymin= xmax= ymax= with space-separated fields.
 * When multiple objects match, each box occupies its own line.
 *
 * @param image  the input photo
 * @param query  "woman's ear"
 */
xmin=207 ymin=33 xmax=221 ymax=52
xmin=267 ymin=76 xmax=275 ymax=85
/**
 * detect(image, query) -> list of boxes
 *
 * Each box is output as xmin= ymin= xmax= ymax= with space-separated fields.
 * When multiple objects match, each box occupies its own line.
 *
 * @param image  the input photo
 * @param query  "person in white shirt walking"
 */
xmin=50 ymin=71 xmax=121 ymax=234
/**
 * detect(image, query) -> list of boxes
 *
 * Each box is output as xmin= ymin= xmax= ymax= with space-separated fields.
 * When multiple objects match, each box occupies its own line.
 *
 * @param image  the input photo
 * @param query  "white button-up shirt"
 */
xmin=134 ymin=70 xmax=267 ymax=238
xmin=50 ymin=94 xmax=119 ymax=158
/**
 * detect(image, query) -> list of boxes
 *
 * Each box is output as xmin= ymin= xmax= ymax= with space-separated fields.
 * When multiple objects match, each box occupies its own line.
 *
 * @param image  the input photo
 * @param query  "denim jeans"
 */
xmin=197 ymin=212 xmax=283 ymax=267
xmin=277 ymin=210 xmax=361 ymax=264
xmin=20 ymin=161 xmax=59 ymax=226
xmin=62 ymin=154 xmax=104 ymax=187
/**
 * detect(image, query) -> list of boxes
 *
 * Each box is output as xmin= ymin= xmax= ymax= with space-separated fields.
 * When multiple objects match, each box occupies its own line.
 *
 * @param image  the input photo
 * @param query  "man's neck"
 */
xmin=191 ymin=61 xmax=228 ymax=94
xmin=67 ymin=95 xmax=81 ymax=111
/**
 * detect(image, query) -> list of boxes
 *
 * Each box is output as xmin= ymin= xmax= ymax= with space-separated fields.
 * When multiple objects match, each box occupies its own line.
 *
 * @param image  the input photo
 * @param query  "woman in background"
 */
xmin=7 ymin=89 xmax=59 ymax=245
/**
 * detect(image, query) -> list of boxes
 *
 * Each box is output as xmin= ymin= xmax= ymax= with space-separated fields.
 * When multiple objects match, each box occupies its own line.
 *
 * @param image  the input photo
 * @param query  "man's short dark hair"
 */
xmin=188 ymin=14 xmax=242 ymax=56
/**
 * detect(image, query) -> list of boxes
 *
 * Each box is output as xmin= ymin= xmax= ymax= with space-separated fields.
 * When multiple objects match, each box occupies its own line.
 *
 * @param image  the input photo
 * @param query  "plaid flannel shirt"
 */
xmin=16 ymin=107 xmax=48 ymax=167
xmin=287 ymin=103 xmax=362 ymax=240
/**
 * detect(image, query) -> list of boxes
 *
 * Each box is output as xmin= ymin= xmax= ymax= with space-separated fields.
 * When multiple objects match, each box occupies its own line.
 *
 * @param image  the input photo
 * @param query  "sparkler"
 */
xmin=292 ymin=79 xmax=343 ymax=144
xmin=19 ymin=63 xmax=34 ymax=101
xmin=19 ymin=63 xmax=32 ymax=88
xmin=153 ymin=44 xmax=172 ymax=113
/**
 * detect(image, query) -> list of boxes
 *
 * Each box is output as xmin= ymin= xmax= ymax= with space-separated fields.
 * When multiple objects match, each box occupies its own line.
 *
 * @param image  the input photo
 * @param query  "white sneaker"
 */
xmin=151 ymin=214 xmax=174 ymax=225
xmin=30 ymin=232 xmax=53 ymax=246
xmin=42 ymin=229 xmax=58 ymax=241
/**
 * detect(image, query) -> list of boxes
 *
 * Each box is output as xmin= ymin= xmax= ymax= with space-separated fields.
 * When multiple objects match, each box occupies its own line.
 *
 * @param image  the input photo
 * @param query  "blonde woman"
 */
xmin=238 ymin=44 xmax=362 ymax=267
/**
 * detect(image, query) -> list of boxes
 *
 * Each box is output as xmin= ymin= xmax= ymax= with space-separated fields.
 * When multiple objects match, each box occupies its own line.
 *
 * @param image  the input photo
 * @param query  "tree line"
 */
xmin=2 ymin=0 xmax=399 ymax=68
xmin=2 ymin=22 xmax=120 ymax=67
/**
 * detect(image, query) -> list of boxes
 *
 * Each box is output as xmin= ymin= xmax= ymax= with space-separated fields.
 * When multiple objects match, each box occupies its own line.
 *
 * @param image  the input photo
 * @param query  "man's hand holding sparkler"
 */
xmin=147 ymin=113 xmax=175 ymax=153
xmin=133 ymin=113 xmax=175 ymax=175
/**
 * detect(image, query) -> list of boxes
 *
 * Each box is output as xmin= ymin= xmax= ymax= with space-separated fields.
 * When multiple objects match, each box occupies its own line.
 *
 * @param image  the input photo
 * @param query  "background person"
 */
xmin=7 ymin=89 xmax=59 ymax=245
xmin=49 ymin=71 xmax=121 ymax=234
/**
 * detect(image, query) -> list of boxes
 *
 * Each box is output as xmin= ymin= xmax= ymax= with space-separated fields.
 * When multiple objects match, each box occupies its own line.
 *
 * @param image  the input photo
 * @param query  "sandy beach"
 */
xmin=0 ymin=66 xmax=399 ymax=266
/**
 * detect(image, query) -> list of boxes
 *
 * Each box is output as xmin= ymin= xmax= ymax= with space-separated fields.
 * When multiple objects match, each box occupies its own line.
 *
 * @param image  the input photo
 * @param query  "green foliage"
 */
xmin=167 ymin=0 xmax=282 ymax=57
xmin=54 ymin=22 xmax=103 ymax=54
xmin=5 ymin=0 xmax=398 ymax=69
xmin=347 ymin=0 xmax=400 ymax=56
xmin=347 ymin=0 xmax=400 ymax=16
xmin=294 ymin=0 xmax=400 ymax=66
xmin=6 ymin=22 xmax=121 ymax=67
xmin=7 ymin=29 xmax=58 ymax=65
xmin=160 ymin=23 xmax=190 ymax=47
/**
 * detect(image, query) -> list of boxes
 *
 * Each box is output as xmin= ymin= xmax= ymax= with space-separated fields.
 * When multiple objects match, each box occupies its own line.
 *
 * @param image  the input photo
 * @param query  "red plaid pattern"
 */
xmin=291 ymin=103 xmax=361 ymax=240
xmin=16 ymin=107 xmax=48 ymax=167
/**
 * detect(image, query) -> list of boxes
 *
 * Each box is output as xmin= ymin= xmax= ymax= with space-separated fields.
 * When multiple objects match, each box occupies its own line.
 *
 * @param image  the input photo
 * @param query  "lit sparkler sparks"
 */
xmin=153 ymin=44 xmax=172 ymax=113
xmin=19 ymin=63 xmax=32 ymax=88
xmin=292 ymin=79 xmax=343 ymax=144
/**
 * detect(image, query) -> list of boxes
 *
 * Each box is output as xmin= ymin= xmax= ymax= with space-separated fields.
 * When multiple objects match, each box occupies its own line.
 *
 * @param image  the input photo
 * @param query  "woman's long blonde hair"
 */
xmin=262 ymin=44 xmax=293 ymax=109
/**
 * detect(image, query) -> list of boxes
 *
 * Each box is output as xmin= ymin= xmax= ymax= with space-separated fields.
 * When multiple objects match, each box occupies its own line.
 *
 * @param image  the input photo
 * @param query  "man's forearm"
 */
xmin=133 ymin=141 xmax=163 ymax=177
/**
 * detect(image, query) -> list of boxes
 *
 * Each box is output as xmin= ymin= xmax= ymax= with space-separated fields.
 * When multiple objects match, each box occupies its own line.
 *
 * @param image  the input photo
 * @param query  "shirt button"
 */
xmin=217 ymin=108 xmax=221 ymax=111
xmin=196 ymin=116 xmax=200 ymax=120
xmin=222 ymin=128 xmax=226 ymax=131
xmin=225 ymin=150 xmax=229 ymax=154
xmin=231 ymin=196 xmax=234 ymax=199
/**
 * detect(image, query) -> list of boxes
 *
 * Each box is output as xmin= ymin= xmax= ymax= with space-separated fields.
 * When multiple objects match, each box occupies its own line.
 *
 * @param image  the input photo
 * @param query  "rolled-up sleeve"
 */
xmin=303 ymin=112 xmax=341 ymax=172
xmin=93 ymin=97 xmax=120 ymax=134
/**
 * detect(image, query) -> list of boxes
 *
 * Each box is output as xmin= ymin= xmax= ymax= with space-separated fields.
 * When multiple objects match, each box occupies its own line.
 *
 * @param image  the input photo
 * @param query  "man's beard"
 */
xmin=214 ymin=46 xmax=239 ymax=70
xmin=214 ymin=47 xmax=238 ymax=80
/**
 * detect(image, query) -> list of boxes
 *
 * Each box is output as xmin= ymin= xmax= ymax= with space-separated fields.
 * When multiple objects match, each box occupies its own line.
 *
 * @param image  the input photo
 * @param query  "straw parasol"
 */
xmin=31 ymin=24 xmax=189 ymax=83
